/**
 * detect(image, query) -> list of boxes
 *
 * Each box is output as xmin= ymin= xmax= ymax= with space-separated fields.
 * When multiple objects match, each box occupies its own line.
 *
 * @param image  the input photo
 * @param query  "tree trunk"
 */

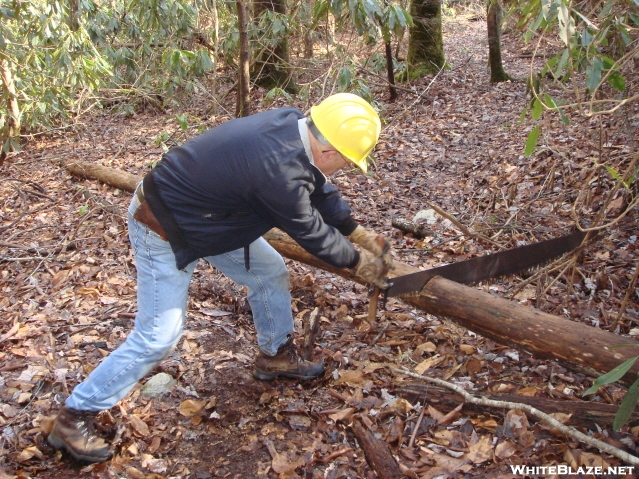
xmin=253 ymin=0 xmax=298 ymax=93
xmin=236 ymin=0 xmax=251 ymax=118
xmin=304 ymin=33 xmax=314 ymax=59
xmin=302 ymin=0 xmax=315 ymax=59
xmin=385 ymin=41 xmax=398 ymax=102
xmin=0 ymin=54 xmax=21 ymax=162
xmin=406 ymin=0 xmax=445 ymax=79
xmin=61 ymin=161 xmax=639 ymax=388
xmin=68 ymin=0 xmax=80 ymax=31
xmin=487 ymin=0 xmax=511 ymax=83
xmin=211 ymin=0 xmax=220 ymax=114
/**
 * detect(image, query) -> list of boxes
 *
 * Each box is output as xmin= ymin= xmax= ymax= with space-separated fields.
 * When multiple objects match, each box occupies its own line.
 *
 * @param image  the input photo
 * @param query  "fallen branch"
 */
xmin=397 ymin=382 xmax=639 ymax=431
xmin=610 ymin=258 xmax=639 ymax=330
xmin=395 ymin=367 xmax=639 ymax=466
xmin=1 ymin=257 xmax=55 ymax=263
xmin=390 ymin=215 xmax=433 ymax=239
xmin=299 ymin=307 xmax=321 ymax=361
xmin=63 ymin=160 xmax=140 ymax=192
xmin=351 ymin=419 xmax=403 ymax=479
xmin=0 ymin=241 xmax=51 ymax=254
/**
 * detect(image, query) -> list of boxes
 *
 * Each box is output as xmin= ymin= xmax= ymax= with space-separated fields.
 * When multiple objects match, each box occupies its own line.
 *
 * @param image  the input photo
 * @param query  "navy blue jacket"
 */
xmin=143 ymin=107 xmax=360 ymax=270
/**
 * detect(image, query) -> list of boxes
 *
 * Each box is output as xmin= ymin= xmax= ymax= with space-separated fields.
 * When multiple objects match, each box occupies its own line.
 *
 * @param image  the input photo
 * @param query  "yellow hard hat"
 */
xmin=309 ymin=93 xmax=381 ymax=172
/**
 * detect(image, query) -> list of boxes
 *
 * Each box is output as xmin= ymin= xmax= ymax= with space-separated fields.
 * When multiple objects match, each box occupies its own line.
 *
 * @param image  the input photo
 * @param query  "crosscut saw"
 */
xmin=386 ymin=230 xmax=587 ymax=297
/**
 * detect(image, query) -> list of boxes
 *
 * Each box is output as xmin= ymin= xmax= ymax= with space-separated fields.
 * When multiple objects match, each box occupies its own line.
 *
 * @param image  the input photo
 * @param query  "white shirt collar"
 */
xmin=298 ymin=118 xmax=314 ymax=164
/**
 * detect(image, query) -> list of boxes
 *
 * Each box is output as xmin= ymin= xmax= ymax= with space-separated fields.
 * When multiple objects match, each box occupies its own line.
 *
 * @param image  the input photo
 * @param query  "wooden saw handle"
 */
xmin=367 ymin=234 xmax=389 ymax=322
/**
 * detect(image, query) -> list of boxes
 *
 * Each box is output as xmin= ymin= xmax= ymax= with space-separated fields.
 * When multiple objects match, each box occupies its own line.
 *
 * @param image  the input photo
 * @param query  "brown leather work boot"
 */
xmin=47 ymin=406 xmax=113 ymax=463
xmin=253 ymin=336 xmax=325 ymax=381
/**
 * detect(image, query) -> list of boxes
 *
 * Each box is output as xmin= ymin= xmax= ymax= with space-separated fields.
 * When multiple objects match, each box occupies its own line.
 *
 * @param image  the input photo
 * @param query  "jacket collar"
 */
xmin=297 ymin=118 xmax=314 ymax=165
xmin=298 ymin=118 xmax=327 ymax=185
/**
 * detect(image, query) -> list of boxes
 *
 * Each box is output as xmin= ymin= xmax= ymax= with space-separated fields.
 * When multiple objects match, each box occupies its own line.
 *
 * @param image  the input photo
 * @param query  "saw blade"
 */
xmin=387 ymin=230 xmax=587 ymax=297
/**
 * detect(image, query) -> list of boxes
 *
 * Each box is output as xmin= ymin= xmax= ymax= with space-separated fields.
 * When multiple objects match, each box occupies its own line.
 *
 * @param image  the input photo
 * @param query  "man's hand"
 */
xmin=354 ymin=249 xmax=389 ymax=289
xmin=348 ymin=225 xmax=393 ymax=271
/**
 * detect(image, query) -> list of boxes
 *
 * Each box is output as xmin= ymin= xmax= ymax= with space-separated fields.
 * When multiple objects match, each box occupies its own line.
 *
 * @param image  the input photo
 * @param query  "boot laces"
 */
xmin=282 ymin=342 xmax=300 ymax=365
xmin=75 ymin=413 xmax=104 ymax=445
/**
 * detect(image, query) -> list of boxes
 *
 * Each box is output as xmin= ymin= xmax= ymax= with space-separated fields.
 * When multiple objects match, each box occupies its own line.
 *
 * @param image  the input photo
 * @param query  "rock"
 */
xmin=140 ymin=372 xmax=177 ymax=398
xmin=413 ymin=209 xmax=437 ymax=225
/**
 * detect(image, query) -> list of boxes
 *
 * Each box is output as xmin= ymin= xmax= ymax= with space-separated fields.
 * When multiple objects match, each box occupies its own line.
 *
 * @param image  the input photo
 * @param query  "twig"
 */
xmin=328 ymin=389 xmax=350 ymax=403
xmin=1 ymin=257 xmax=56 ymax=263
xmin=543 ymin=257 xmax=578 ymax=295
xmin=260 ymin=437 xmax=278 ymax=459
xmin=610 ymin=259 xmax=639 ymax=331
xmin=507 ymin=257 xmax=572 ymax=299
xmin=0 ymin=241 xmax=51 ymax=254
xmin=0 ymin=185 xmax=29 ymax=234
xmin=428 ymin=202 xmax=504 ymax=249
xmin=310 ymin=447 xmax=354 ymax=465
xmin=0 ymin=320 xmax=20 ymax=343
xmin=395 ymin=367 xmax=639 ymax=466
xmin=0 ymin=363 xmax=27 ymax=373
xmin=572 ymin=154 xmax=639 ymax=232
xmin=408 ymin=403 xmax=426 ymax=448
xmin=371 ymin=322 xmax=389 ymax=346
xmin=4 ymin=224 xmax=53 ymax=243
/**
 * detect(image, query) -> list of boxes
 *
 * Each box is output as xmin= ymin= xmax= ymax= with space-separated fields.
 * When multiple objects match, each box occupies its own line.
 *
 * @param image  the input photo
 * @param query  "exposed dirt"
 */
xmin=1 ymin=13 xmax=638 ymax=479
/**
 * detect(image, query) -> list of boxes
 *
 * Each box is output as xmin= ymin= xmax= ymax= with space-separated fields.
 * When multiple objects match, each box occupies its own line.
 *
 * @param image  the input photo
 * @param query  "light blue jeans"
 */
xmin=66 ymin=193 xmax=294 ymax=411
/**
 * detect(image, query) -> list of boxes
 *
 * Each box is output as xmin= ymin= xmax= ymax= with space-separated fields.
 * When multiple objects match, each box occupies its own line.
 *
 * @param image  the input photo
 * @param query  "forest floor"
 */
xmin=1 ymin=11 xmax=639 ymax=479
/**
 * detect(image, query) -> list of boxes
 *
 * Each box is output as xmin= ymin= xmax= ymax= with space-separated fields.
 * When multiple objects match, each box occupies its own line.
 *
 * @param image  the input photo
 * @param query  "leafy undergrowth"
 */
xmin=1 ymin=16 xmax=638 ymax=479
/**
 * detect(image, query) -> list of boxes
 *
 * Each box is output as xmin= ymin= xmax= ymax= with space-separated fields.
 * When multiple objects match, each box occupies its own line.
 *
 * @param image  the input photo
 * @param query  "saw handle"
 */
xmin=367 ymin=286 xmax=380 ymax=322
xmin=367 ymin=234 xmax=391 ymax=322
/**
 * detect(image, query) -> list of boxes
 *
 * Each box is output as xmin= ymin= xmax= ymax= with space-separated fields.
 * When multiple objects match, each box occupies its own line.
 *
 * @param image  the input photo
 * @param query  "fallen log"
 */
xmin=63 ymin=160 xmax=140 ymax=192
xmin=64 ymin=160 xmax=639 ymax=386
xmin=262 ymin=230 xmax=639 ymax=386
xmin=397 ymin=383 xmax=639 ymax=431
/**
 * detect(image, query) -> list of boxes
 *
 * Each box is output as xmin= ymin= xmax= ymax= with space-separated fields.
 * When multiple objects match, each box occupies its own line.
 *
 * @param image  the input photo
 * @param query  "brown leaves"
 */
xmin=328 ymin=408 xmax=356 ymax=423
xmin=16 ymin=446 xmax=43 ymax=463
xmin=178 ymin=399 xmax=207 ymax=418
xmin=261 ymin=437 xmax=305 ymax=477
xmin=178 ymin=399 xmax=208 ymax=425
xmin=128 ymin=414 xmax=150 ymax=437
xmin=466 ymin=435 xmax=493 ymax=464
xmin=271 ymin=453 xmax=304 ymax=476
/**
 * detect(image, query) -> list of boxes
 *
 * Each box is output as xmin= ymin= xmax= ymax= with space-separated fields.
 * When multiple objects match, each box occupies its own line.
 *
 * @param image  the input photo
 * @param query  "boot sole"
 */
xmin=48 ymin=431 xmax=112 ymax=464
xmin=253 ymin=368 xmax=324 ymax=381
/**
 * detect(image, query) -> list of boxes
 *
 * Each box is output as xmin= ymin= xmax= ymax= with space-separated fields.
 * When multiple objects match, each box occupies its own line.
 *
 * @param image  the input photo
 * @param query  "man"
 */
xmin=47 ymin=93 xmax=392 ymax=463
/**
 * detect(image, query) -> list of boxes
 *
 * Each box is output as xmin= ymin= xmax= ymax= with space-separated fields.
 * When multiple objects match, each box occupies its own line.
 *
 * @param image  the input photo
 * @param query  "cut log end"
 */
xmin=391 ymin=215 xmax=433 ymax=239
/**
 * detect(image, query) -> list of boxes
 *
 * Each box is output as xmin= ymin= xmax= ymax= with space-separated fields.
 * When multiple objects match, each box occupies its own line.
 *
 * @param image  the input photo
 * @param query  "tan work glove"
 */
xmin=354 ymin=249 xmax=389 ymax=289
xmin=348 ymin=225 xmax=393 ymax=271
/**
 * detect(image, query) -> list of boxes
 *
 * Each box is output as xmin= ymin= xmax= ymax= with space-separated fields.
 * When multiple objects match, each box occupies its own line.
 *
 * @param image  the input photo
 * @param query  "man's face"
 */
xmin=317 ymin=149 xmax=349 ymax=176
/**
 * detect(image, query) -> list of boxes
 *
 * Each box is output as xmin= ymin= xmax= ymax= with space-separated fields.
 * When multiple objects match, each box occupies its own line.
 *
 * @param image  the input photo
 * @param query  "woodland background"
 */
xmin=0 ymin=0 xmax=638 ymax=478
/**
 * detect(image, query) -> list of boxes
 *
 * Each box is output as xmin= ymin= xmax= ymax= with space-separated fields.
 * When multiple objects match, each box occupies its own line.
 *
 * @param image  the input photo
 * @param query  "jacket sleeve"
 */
xmin=251 ymin=164 xmax=360 ymax=270
xmin=310 ymin=183 xmax=359 ymax=237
